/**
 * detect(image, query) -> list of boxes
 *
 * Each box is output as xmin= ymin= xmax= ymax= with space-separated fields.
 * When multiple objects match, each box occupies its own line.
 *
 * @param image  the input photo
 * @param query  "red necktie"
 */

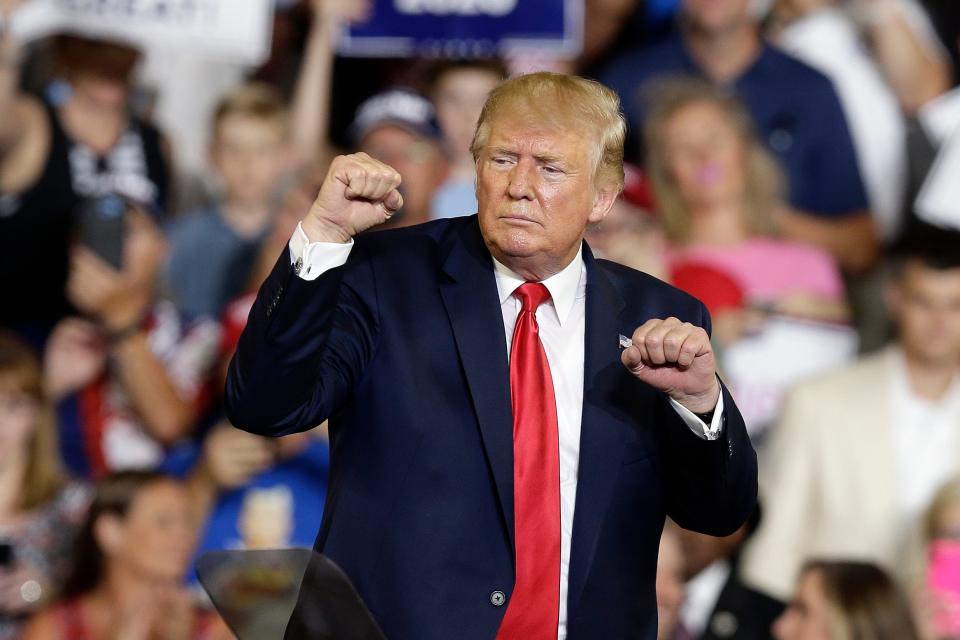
xmin=496 ymin=282 xmax=561 ymax=640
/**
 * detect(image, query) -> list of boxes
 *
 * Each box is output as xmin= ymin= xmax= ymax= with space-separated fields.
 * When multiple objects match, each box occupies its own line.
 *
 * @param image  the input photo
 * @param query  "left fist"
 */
xmin=621 ymin=317 xmax=720 ymax=413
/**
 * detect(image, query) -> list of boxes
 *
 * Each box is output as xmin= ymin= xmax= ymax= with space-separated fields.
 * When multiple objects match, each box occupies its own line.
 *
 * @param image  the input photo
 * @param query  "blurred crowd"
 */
xmin=1 ymin=0 xmax=960 ymax=637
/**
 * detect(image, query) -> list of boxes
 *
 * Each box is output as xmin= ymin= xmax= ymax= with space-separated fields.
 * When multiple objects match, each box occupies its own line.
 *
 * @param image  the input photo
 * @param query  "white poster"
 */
xmin=11 ymin=0 xmax=273 ymax=65
xmin=722 ymin=315 xmax=858 ymax=440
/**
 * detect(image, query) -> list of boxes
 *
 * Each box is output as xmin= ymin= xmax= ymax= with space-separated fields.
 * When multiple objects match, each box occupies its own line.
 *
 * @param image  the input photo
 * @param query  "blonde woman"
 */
xmin=0 ymin=332 xmax=90 ymax=640
xmin=645 ymin=79 xmax=849 ymax=345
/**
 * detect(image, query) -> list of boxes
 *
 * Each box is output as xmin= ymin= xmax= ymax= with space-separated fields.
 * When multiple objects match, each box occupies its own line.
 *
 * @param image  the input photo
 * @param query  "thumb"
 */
xmin=620 ymin=345 xmax=646 ymax=375
xmin=383 ymin=189 xmax=404 ymax=214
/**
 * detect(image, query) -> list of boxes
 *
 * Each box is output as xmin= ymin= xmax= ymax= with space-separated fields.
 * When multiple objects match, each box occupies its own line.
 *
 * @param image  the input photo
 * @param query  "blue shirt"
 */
xmin=599 ymin=33 xmax=869 ymax=217
xmin=165 ymin=208 xmax=267 ymax=321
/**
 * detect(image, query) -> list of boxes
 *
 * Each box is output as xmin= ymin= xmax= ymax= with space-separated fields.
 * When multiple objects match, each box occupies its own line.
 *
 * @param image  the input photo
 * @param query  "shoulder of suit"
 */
xmin=596 ymin=258 xmax=706 ymax=313
xmin=787 ymin=347 xmax=890 ymax=405
xmin=354 ymin=216 xmax=466 ymax=255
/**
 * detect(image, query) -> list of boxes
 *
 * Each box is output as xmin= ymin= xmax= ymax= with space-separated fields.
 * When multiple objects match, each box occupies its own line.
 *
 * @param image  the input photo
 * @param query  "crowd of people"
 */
xmin=1 ymin=0 xmax=959 ymax=637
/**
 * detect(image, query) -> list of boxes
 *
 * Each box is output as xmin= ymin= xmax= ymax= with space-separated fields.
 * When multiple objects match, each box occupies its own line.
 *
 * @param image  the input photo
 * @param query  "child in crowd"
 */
xmin=164 ymin=83 xmax=293 ymax=322
xmin=914 ymin=477 xmax=960 ymax=639
xmin=427 ymin=60 xmax=505 ymax=220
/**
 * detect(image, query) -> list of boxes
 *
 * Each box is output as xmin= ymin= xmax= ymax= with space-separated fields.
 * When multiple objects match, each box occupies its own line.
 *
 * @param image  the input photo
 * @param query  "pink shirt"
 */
xmin=667 ymin=237 xmax=844 ymax=304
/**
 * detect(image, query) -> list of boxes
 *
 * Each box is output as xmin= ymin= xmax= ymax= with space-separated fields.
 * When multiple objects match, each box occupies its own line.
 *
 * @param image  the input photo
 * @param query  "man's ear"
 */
xmin=588 ymin=183 xmax=620 ymax=225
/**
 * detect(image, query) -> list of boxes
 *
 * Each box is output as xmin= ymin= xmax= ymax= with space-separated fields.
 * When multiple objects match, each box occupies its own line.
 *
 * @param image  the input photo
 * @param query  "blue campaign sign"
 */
xmin=337 ymin=0 xmax=582 ymax=58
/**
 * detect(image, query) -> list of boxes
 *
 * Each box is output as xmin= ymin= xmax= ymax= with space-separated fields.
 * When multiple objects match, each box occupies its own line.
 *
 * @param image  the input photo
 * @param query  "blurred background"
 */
xmin=1 ymin=0 xmax=960 ymax=637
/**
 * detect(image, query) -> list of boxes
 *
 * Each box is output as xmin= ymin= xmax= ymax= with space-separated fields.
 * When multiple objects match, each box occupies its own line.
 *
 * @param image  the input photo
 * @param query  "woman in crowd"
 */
xmin=645 ymin=78 xmax=849 ymax=344
xmin=0 ymin=8 xmax=170 ymax=342
xmin=645 ymin=79 xmax=856 ymax=438
xmin=914 ymin=478 xmax=960 ymax=639
xmin=773 ymin=560 xmax=920 ymax=640
xmin=0 ymin=332 xmax=91 ymax=640
xmin=23 ymin=471 xmax=228 ymax=639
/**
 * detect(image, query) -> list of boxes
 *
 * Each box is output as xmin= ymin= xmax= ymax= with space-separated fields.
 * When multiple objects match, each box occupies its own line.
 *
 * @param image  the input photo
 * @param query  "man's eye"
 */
xmin=492 ymin=157 xmax=511 ymax=165
xmin=543 ymin=166 xmax=562 ymax=175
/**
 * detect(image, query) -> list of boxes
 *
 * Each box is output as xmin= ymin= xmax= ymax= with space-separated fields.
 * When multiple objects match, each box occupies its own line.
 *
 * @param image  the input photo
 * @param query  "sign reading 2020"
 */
xmin=338 ymin=0 xmax=582 ymax=58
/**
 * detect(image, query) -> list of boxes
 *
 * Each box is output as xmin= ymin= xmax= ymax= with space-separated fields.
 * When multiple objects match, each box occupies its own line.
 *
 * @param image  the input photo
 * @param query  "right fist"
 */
xmin=302 ymin=153 xmax=403 ymax=243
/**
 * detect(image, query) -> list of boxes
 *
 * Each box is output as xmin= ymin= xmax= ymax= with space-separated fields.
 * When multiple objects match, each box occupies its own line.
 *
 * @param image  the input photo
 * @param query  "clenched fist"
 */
xmin=301 ymin=153 xmax=404 ymax=243
xmin=620 ymin=317 xmax=720 ymax=414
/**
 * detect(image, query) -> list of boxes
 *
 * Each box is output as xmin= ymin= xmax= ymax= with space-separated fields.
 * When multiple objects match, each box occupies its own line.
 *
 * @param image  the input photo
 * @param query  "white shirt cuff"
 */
xmin=669 ymin=391 xmax=725 ymax=441
xmin=288 ymin=221 xmax=354 ymax=281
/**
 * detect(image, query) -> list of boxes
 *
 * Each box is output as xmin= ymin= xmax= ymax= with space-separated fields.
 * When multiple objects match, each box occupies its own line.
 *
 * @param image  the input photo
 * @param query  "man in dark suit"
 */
xmin=226 ymin=72 xmax=757 ymax=640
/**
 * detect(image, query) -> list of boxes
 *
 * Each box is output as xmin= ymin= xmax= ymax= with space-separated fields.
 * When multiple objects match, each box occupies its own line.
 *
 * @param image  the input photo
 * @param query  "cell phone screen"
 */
xmin=77 ymin=194 xmax=127 ymax=270
xmin=0 ymin=542 xmax=12 ymax=568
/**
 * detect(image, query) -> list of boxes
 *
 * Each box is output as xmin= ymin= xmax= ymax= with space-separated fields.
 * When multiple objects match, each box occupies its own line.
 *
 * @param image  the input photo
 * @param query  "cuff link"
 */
xmin=293 ymin=257 xmax=304 ymax=275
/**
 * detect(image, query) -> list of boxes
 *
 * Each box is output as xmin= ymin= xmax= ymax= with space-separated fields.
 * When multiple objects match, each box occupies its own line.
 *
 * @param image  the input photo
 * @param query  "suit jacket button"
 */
xmin=490 ymin=591 xmax=505 ymax=607
xmin=711 ymin=611 xmax=738 ymax=637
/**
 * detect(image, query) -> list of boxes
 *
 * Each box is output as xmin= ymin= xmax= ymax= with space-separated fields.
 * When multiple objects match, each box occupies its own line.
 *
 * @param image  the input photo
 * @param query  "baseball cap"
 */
xmin=349 ymin=88 xmax=443 ymax=147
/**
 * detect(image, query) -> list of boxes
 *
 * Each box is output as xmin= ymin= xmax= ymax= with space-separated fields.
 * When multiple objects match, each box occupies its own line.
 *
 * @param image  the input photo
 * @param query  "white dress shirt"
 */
xmin=289 ymin=222 xmax=724 ymax=639
xmin=888 ymin=348 xmax=960 ymax=544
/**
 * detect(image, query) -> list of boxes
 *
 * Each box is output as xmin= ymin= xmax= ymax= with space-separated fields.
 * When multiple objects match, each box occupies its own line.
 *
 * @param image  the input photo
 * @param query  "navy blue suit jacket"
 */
xmin=225 ymin=215 xmax=757 ymax=639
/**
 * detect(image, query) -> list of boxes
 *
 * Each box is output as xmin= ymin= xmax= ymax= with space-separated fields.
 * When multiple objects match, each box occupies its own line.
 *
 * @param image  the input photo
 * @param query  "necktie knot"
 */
xmin=515 ymin=282 xmax=551 ymax=313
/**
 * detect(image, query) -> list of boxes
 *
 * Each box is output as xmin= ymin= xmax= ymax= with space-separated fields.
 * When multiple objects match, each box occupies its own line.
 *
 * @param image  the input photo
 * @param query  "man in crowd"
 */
xmin=741 ymin=226 xmax=960 ymax=603
xmin=599 ymin=0 xmax=877 ymax=274
xmin=348 ymin=87 xmax=449 ymax=228
xmin=226 ymin=72 xmax=757 ymax=639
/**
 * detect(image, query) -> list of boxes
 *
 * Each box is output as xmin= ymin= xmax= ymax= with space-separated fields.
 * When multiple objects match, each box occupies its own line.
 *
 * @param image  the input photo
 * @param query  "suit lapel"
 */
xmin=567 ymin=245 xmax=628 ymax=611
xmin=438 ymin=218 xmax=516 ymax=547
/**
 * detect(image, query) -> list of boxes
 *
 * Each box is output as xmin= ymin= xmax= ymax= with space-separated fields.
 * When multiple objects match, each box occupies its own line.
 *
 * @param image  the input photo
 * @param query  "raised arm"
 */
xmin=288 ymin=0 xmax=371 ymax=166
xmin=0 ymin=1 xmax=22 ymax=154
xmin=856 ymin=0 xmax=951 ymax=114
xmin=0 ymin=1 xmax=48 ymax=193
xmin=225 ymin=153 xmax=402 ymax=435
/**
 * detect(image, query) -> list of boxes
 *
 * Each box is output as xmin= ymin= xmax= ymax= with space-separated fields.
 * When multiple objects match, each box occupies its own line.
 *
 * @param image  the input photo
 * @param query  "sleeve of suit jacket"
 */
xmin=225 ymin=243 xmax=378 ymax=436
xmin=655 ymin=302 xmax=758 ymax=538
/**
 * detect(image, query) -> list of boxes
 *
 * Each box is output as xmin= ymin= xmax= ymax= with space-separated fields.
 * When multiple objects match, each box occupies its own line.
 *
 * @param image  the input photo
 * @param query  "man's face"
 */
xmin=475 ymin=113 xmax=615 ymax=279
xmin=682 ymin=0 xmax=752 ymax=35
xmin=890 ymin=261 xmax=960 ymax=367
xmin=360 ymin=125 xmax=447 ymax=226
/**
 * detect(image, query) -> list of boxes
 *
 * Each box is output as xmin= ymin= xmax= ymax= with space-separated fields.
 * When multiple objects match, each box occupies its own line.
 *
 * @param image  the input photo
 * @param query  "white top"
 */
xmin=889 ymin=348 xmax=960 ymax=544
xmin=777 ymin=6 xmax=905 ymax=240
xmin=680 ymin=560 xmax=732 ymax=637
xmin=289 ymin=222 xmax=724 ymax=638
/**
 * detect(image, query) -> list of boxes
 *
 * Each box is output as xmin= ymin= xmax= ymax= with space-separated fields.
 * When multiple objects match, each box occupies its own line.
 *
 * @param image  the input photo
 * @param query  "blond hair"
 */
xmin=470 ymin=72 xmax=626 ymax=191
xmin=212 ymin=82 xmax=289 ymax=135
xmin=924 ymin=477 xmax=960 ymax=542
xmin=644 ymin=78 xmax=784 ymax=244
xmin=0 ymin=332 xmax=65 ymax=511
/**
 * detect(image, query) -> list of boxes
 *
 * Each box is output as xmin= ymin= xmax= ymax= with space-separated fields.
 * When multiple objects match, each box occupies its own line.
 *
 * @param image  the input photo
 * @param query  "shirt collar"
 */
xmin=492 ymin=246 xmax=584 ymax=327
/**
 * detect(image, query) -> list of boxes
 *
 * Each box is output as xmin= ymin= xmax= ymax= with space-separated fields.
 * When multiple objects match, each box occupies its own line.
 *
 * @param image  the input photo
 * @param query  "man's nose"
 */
xmin=507 ymin=160 xmax=535 ymax=200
